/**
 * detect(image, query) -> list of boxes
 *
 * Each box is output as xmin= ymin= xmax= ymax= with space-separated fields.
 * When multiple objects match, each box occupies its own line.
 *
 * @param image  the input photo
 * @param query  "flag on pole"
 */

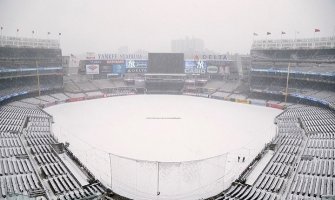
xmin=266 ymin=32 xmax=271 ymax=35
xmin=253 ymin=33 xmax=258 ymax=36
xmin=281 ymin=31 xmax=286 ymax=35
xmin=314 ymin=29 xmax=320 ymax=32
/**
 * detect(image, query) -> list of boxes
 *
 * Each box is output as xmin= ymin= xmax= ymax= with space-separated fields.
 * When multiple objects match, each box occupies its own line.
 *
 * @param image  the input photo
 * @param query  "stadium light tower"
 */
xmin=36 ymin=60 xmax=41 ymax=97
xmin=284 ymin=63 xmax=291 ymax=103
xmin=0 ymin=26 xmax=3 ymax=46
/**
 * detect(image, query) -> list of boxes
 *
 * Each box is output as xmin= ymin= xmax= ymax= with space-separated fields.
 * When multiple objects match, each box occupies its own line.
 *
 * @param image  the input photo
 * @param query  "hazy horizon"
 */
xmin=1 ymin=0 xmax=334 ymax=55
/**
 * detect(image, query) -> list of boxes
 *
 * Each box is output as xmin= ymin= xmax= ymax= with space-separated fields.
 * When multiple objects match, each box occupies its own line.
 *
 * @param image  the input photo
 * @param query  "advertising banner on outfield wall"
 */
xmin=126 ymin=60 xmax=148 ymax=73
xmin=206 ymin=60 xmax=234 ymax=75
xmin=206 ymin=66 xmax=219 ymax=74
xmin=86 ymin=64 xmax=100 ymax=75
xmin=106 ymin=60 xmax=126 ymax=74
xmin=84 ymin=60 xmax=126 ymax=74
xmin=112 ymin=64 xmax=126 ymax=74
xmin=184 ymin=60 xmax=207 ymax=74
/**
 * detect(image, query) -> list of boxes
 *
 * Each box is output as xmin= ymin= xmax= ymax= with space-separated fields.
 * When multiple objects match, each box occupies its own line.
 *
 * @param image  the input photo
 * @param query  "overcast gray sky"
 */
xmin=0 ymin=0 xmax=334 ymax=55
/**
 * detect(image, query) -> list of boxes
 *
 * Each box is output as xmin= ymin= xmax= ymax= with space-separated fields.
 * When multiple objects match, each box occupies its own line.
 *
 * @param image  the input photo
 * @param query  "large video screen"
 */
xmin=147 ymin=53 xmax=184 ymax=74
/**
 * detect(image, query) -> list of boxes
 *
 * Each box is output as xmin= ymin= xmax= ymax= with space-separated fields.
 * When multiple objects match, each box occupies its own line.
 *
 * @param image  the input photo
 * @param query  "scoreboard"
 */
xmin=147 ymin=53 xmax=184 ymax=74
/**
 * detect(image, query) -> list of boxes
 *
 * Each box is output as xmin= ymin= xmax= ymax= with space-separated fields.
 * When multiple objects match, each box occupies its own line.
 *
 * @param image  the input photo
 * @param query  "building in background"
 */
xmin=117 ymin=46 xmax=129 ymax=54
xmin=171 ymin=37 xmax=205 ymax=56
xmin=62 ymin=54 xmax=79 ymax=75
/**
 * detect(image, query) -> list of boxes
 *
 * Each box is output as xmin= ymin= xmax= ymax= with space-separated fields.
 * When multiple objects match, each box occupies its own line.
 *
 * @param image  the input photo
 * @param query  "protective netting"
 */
xmin=59 ymin=132 xmax=228 ymax=200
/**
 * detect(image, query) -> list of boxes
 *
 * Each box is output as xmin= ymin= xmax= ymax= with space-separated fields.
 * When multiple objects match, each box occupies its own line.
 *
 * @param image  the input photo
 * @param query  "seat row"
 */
xmin=307 ymin=139 xmax=335 ymax=149
xmin=0 ymin=111 xmax=26 ymax=120
xmin=56 ymin=184 xmax=104 ymax=200
xmin=0 ymin=118 xmax=22 ymax=126
xmin=0 ymin=132 xmax=21 ymax=138
xmin=29 ymin=117 xmax=50 ymax=122
xmin=30 ymin=144 xmax=52 ymax=155
xmin=0 ymin=124 xmax=21 ymax=132
xmin=0 ymin=137 xmax=22 ymax=148
xmin=0 ymin=106 xmax=46 ymax=118
xmin=310 ymin=133 xmax=335 ymax=140
xmin=277 ymin=144 xmax=299 ymax=155
xmin=303 ymin=148 xmax=335 ymax=160
xmin=0 ymin=174 xmax=41 ymax=198
xmin=28 ymin=121 xmax=50 ymax=127
xmin=304 ymin=118 xmax=335 ymax=127
xmin=298 ymin=159 xmax=335 ymax=177
xmin=280 ymin=137 xmax=302 ymax=147
xmin=41 ymin=162 xmax=67 ymax=177
xmin=264 ymin=162 xmax=290 ymax=177
xmin=26 ymin=126 xmax=51 ymax=132
xmin=217 ymin=183 xmax=279 ymax=200
xmin=0 ymin=158 xmax=33 ymax=175
xmin=26 ymin=137 xmax=55 ymax=147
xmin=301 ymin=112 xmax=335 ymax=121
xmin=271 ymin=153 xmax=296 ymax=165
xmin=291 ymin=174 xmax=335 ymax=198
xmin=254 ymin=174 xmax=285 ymax=193
xmin=0 ymin=147 xmax=26 ymax=158
xmin=48 ymin=175 xmax=80 ymax=195
xmin=25 ymin=131 xmax=54 ymax=140
xmin=306 ymin=124 xmax=335 ymax=134
xmin=34 ymin=152 xmax=58 ymax=165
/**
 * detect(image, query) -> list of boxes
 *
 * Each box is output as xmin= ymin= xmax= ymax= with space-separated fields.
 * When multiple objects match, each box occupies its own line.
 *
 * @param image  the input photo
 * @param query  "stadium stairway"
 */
xmin=281 ymin=122 xmax=308 ymax=199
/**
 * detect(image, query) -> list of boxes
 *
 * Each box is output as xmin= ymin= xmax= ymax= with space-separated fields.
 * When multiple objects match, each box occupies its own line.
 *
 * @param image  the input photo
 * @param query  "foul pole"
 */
xmin=36 ymin=60 xmax=41 ymax=97
xmin=284 ymin=62 xmax=291 ymax=103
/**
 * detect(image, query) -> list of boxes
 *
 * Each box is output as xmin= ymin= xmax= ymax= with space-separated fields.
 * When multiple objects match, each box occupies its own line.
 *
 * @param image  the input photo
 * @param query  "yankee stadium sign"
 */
xmin=97 ymin=53 xmax=143 ymax=60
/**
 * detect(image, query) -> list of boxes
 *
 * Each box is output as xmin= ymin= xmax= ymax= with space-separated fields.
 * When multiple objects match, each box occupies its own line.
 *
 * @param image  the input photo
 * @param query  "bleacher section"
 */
xmin=73 ymin=81 xmax=98 ymax=92
xmin=63 ymin=77 xmax=129 ymax=93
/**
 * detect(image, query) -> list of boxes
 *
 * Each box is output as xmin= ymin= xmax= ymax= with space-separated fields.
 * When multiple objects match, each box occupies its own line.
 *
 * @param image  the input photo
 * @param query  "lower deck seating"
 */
xmin=0 ymin=103 xmax=106 ymax=199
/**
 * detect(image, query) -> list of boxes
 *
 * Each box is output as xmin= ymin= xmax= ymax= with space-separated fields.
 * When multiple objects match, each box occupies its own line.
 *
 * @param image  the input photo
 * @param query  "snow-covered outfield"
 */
xmin=45 ymin=95 xmax=281 ymax=200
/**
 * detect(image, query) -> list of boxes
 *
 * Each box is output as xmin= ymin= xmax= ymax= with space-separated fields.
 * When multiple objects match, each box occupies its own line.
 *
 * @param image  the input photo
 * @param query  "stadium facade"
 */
xmin=78 ymin=52 xmax=238 ymax=80
xmin=0 ymin=36 xmax=63 ymax=104
xmin=0 ymin=35 xmax=334 ymax=199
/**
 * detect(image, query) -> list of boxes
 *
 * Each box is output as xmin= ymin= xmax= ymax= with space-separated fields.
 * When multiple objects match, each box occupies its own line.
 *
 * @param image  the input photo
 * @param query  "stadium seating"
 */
xmin=212 ymin=104 xmax=335 ymax=200
xmin=0 ymin=103 xmax=106 ymax=199
xmin=1 ymin=37 xmax=334 ymax=199
xmin=1 ymin=80 xmax=335 ymax=200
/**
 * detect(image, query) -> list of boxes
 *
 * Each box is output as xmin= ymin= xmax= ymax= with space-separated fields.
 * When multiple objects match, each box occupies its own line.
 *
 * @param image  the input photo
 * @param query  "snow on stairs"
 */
xmin=29 ymin=188 xmax=46 ymax=198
